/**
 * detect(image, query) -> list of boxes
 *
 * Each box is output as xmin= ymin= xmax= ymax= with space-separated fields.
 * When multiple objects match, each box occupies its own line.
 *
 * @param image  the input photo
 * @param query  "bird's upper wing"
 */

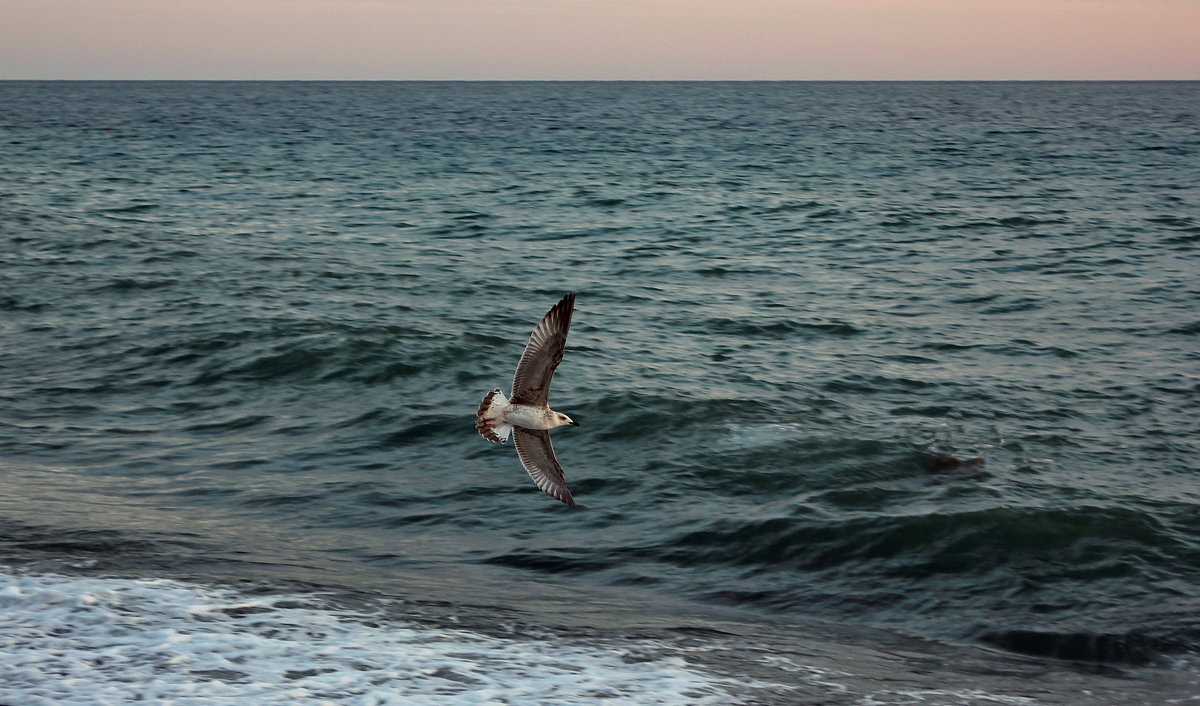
xmin=510 ymin=293 xmax=574 ymax=406
xmin=512 ymin=427 xmax=577 ymax=508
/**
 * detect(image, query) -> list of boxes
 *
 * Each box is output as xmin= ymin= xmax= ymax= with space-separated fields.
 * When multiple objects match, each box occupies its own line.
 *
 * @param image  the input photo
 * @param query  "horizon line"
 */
xmin=2 ymin=78 xmax=1197 ymax=83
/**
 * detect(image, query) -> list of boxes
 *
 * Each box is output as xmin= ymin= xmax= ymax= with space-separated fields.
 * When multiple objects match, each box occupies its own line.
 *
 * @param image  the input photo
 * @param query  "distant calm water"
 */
xmin=1 ymin=81 xmax=1198 ymax=704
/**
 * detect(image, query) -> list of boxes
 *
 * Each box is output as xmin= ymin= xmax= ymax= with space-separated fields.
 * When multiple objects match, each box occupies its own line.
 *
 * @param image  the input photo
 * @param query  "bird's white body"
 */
xmin=503 ymin=403 xmax=569 ymax=431
xmin=476 ymin=387 xmax=575 ymax=442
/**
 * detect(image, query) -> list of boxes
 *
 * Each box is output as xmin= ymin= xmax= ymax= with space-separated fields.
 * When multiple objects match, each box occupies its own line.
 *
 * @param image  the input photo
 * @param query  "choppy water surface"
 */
xmin=2 ymin=81 xmax=1199 ymax=703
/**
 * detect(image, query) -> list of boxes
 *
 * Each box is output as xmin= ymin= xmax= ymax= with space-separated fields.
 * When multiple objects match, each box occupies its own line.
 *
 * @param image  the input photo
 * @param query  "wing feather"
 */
xmin=512 ymin=428 xmax=577 ymax=508
xmin=510 ymin=293 xmax=574 ymax=406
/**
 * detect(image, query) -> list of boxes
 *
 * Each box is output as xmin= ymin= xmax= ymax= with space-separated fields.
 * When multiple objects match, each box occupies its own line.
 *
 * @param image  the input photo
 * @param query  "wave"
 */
xmin=169 ymin=326 xmax=471 ymax=387
xmin=979 ymin=628 xmax=1193 ymax=666
xmin=658 ymin=504 xmax=1177 ymax=575
xmin=477 ymin=486 xmax=1200 ymax=664
xmin=696 ymin=317 xmax=863 ymax=338
xmin=0 ymin=570 xmax=734 ymax=705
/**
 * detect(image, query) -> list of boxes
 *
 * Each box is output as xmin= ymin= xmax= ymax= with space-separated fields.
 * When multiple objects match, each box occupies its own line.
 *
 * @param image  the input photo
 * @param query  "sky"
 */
xmin=2 ymin=0 xmax=1197 ymax=80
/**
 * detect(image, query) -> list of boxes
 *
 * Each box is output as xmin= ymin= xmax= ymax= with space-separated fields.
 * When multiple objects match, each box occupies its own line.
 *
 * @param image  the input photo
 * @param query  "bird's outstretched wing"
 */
xmin=512 ymin=427 xmax=577 ymax=508
xmin=510 ymin=293 xmax=574 ymax=406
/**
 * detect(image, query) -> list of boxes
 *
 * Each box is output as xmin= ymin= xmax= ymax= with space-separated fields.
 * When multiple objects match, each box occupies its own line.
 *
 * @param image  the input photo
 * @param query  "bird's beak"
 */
xmin=569 ymin=419 xmax=580 ymax=426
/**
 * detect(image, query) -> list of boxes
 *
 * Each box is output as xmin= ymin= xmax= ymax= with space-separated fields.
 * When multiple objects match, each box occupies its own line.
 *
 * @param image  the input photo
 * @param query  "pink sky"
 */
xmin=2 ymin=0 xmax=1197 ymax=80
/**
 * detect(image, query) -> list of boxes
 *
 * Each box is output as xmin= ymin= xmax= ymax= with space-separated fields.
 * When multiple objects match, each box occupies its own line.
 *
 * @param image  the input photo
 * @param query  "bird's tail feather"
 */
xmin=476 ymin=388 xmax=512 ymax=443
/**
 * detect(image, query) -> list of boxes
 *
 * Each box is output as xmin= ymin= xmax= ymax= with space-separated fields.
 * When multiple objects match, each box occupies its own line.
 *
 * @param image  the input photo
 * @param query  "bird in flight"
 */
xmin=476 ymin=293 xmax=581 ymax=508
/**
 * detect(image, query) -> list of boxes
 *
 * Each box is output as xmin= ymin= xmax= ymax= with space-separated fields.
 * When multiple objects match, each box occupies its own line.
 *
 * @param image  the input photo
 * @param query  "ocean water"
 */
xmin=1 ymin=80 xmax=1198 ymax=704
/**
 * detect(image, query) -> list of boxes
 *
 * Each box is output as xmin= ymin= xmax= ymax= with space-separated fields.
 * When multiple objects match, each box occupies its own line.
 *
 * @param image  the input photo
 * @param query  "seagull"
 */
xmin=476 ymin=293 xmax=581 ymax=508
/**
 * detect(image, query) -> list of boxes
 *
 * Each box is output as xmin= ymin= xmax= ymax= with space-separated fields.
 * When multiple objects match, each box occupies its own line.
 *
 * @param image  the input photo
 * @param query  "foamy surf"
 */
xmin=0 ymin=570 xmax=734 ymax=705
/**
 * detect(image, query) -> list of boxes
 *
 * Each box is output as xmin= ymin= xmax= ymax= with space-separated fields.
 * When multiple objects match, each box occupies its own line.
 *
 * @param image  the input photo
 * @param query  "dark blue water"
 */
xmin=2 ymin=81 xmax=1198 ymax=703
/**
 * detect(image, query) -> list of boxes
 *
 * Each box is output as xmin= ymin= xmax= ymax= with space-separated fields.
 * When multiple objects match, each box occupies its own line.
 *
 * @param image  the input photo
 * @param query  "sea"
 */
xmin=1 ymin=80 xmax=1198 ymax=705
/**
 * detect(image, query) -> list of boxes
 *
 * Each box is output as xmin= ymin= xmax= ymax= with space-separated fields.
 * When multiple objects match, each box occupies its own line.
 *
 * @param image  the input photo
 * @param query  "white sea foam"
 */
xmin=0 ymin=571 xmax=734 ymax=705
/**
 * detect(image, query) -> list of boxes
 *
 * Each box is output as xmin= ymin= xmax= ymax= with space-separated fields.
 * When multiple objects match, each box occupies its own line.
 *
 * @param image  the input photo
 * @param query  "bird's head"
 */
xmin=555 ymin=412 xmax=579 ymax=428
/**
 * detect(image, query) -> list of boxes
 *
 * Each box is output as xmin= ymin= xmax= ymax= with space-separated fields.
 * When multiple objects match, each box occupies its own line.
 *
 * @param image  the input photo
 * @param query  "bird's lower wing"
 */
xmin=512 ymin=427 xmax=577 ymax=508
